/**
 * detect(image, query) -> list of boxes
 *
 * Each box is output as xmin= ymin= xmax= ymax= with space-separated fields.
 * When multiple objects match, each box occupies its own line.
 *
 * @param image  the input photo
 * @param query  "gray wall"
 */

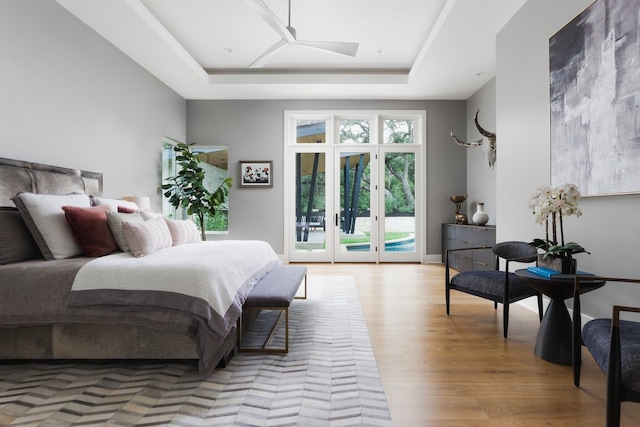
xmin=465 ymin=79 xmax=497 ymax=224
xmin=187 ymin=100 xmax=466 ymax=256
xmin=0 ymin=1 xmax=466 ymax=260
xmin=497 ymin=0 xmax=640 ymax=318
xmin=0 ymin=0 xmax=186 ymax=210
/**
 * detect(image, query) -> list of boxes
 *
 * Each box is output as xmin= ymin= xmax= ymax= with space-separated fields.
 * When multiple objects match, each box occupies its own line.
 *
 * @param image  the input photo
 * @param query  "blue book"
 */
xmin=527 ymin=266 xmax=594 ymax=279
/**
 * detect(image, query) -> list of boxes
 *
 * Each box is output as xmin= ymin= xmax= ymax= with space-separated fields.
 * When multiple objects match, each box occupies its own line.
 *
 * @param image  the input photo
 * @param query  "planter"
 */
xmin=537 ymin=254 xmax=577 ymax=274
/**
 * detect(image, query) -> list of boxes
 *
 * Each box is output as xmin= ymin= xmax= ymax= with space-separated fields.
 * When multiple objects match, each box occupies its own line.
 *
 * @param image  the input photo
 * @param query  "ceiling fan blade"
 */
xmin=248 ymin=39 xmax=289 ymax=68
xmin=243 ymin=0 xmax=295 ymax=42
xmin=294 ymin=40 xmax=359 ymax=57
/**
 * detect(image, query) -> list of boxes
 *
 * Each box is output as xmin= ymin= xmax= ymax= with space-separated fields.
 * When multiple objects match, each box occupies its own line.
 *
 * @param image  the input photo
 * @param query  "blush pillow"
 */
xmin=90 ymin=196 xmax=139 ymax=212
xmin=163 ymin=217 xmax=202 ymax=246
xmin=12 ymin=192 xmax=91 ymax=260
xmin=105 ymin=211 xmax=145 ymax=252
xmin=122 ymin=217 xmax=172 ymax=258
xmin=62 ymin=205 xmax=119 ymax=257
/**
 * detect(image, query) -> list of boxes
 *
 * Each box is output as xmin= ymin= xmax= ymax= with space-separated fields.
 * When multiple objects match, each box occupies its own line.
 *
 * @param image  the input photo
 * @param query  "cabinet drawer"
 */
xmin=454 ymin=252 xmax=473 ymax=271
xmin=455 ymin=226 xmax=473 ymax=243
xmin=442 ymin=224 xmax=456 ymax=239
xmin=473 ymin=227 xmax=495 ymax=247
xmin=442 ymin=224 xmax=496 ymax=272
xmin=473 ymin=249 xmax=495 ymax=271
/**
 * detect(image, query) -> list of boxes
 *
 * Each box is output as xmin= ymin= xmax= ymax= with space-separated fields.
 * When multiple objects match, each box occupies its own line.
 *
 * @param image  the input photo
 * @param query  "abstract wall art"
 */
xmin=549 ymin=0 xmax=640 ymax=196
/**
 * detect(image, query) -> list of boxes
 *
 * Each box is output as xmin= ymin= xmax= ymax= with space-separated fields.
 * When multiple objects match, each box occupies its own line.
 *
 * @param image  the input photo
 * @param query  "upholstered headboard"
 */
xmin=0 ymin=157 xmax=102 ymax=207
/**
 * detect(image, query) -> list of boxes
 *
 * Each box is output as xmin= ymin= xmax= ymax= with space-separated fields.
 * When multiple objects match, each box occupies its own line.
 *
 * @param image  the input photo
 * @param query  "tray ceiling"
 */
xmin=56 ymin=0 xmax=526 ymax=100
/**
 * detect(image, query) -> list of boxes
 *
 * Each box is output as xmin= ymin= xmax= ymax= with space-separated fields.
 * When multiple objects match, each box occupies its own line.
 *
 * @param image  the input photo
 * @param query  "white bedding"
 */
xmin=70 ymin=240 xmax=280 ymax=325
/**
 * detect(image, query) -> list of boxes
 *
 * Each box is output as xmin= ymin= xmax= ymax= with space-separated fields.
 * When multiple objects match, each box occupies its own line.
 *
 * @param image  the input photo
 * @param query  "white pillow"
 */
xmin=122 ymin=217 xmax=172 ymax=257
xmin=12 ymin=192 xmax=91 ymax=260
xmin=90 ymin=196 xmax=139 ymax=212
xmin=105 ymin=211 xmax=145 ymax=252
xmin=163 ymin=217 xmax=202 ymax=246
xmin=140 ymin=210 xmax=162 ymax=220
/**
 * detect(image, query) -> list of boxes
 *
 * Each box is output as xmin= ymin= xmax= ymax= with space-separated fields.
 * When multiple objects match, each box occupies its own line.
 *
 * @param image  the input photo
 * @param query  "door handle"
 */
xmin=335 ymin=213 xmax=339 ymax=226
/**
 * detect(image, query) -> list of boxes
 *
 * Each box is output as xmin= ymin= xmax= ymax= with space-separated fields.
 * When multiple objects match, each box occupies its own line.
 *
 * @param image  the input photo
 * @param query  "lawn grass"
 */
xmin=295 ymin=231 xmax=412 ymax=251
xmin=340 ymin=231 xmax=410 ymax=244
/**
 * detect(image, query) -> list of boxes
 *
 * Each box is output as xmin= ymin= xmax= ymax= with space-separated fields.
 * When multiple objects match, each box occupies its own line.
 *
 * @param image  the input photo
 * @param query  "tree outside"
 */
xmin=298 ymin=119 xmax=415 ymax=218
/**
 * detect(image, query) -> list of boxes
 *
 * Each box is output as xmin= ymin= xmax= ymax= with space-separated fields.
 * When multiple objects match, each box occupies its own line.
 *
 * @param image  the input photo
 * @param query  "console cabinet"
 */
xmin=442 ymin=224 xmax=496 ymax=272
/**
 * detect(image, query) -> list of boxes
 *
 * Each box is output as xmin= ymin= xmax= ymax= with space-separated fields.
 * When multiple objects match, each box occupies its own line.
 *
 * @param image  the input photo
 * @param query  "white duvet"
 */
xmin=69 ymin=240 xmax=281 ymax=330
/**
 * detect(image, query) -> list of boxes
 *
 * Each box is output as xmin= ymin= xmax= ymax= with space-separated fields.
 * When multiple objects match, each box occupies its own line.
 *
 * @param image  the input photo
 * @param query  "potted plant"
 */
xmin=162 ymin=142 xmax=232 ymax=241
xmin=528 ymin=183 xmax=589 ymax=273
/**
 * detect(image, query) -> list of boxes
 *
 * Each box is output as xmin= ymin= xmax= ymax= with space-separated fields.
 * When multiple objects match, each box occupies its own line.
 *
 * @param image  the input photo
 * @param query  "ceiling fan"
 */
xmin=244 ymin=0 xmax=359 ymax=68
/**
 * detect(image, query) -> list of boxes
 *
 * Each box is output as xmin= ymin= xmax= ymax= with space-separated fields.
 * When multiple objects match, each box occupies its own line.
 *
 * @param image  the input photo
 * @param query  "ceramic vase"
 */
xmin=472 ymin=203 xmax=489 ymax=226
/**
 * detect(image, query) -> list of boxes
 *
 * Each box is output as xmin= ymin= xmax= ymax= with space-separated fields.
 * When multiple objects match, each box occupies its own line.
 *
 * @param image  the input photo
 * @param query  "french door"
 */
xmin=285 ymin=111 xmax=425 ymax=263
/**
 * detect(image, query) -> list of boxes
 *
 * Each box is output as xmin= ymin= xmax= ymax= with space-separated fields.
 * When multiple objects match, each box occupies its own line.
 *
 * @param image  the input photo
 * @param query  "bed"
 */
xmin=0 ymin=157 xmax=280 ymax=375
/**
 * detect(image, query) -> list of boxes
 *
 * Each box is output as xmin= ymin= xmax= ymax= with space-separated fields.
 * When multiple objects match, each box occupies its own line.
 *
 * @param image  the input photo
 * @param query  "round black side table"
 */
xmin=514 ymin=269 xmax=605 ymax=365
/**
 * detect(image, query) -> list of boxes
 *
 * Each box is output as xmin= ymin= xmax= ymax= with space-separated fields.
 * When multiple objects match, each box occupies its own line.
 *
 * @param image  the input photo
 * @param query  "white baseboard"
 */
xmin=423 ymin=254 xmax=442 ymax=264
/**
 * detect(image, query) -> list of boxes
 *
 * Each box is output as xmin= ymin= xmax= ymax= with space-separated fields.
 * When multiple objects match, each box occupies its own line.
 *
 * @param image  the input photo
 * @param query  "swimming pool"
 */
xmin=346 ymin=237 xmax=415 ymax=252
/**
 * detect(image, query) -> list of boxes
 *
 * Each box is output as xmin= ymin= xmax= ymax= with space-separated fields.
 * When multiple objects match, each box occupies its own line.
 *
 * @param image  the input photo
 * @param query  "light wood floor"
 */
xmin=304 ymin=263 xmax=640 ymax=426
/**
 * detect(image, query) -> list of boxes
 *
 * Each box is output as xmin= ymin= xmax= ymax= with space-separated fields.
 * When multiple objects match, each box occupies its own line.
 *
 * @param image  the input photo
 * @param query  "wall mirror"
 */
xmin=162 ymin=139 xmax=230 ymax=233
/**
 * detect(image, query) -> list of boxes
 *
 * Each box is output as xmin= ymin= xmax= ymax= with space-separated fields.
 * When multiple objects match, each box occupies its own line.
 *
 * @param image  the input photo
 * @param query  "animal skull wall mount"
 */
xmin=450 ymin=110 xmax=497 ymax=170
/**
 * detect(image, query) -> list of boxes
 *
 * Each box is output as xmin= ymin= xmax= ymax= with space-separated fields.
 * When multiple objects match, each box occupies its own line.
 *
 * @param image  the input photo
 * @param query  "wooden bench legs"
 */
xmin=237 ymin=269 xmax=307 ymax=354
xmin=238 ymin=307 xmax=290 ymax=354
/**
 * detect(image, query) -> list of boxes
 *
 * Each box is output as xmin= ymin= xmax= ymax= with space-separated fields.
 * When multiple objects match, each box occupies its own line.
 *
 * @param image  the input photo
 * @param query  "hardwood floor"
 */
xmin=303 ymin=263 xmax=640 ymax=426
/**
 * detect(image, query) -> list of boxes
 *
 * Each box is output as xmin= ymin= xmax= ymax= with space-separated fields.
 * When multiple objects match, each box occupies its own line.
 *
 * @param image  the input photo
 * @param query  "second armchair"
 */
xmin=445 ymin=241 xmax=544 ymax=338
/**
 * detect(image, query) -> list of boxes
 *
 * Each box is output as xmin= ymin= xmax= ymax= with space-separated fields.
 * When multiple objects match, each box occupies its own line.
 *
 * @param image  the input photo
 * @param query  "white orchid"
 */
xmin=529 ymin=183 xmax=588 ymax=259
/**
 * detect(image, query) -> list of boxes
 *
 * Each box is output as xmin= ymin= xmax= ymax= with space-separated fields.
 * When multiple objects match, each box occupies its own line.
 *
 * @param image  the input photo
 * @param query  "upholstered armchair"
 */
xmin=573 ymin=276 xmax=640 ymax=427
xmin=445 ymin=241 xmax=544 ymax=338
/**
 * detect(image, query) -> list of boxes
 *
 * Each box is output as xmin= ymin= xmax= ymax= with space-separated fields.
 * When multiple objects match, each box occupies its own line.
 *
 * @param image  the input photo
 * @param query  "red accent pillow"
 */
xmin=118 ymin=205 xmax=138 ymax=214
xmin=62 ymin=205 xmax=119 ymax=257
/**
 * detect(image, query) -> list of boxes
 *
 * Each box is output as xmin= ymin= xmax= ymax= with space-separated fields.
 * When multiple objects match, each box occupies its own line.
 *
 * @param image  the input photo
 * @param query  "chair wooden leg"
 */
xmin=446 ymin=286 xmax=451 ymax=315
xmin=606 ymin=394 xmax=621 ymax=427
xmin=607 ymin=325 xmax=622 ymax=427
xmin=573 ymin=291 xmax=582 ymax=387
xmin=503 ymin=302 xmax=509 ymax=338
xmin=537 ymin=294 xmax=543 ymax=321
xmin=445 ymin=259 xmax=451 ymax=315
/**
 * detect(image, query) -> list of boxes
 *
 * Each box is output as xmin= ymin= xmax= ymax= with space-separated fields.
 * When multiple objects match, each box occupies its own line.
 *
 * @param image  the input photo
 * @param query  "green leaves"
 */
xmin=162 ymin=143 xmax=233 ymax=239
xmin=529 ymin=238 xmax=590 ymax=259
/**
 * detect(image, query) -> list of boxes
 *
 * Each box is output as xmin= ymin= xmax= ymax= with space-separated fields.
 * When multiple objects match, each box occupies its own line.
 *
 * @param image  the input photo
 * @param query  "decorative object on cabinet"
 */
xmin=472 ymin=202 xmax=489 ymax=226
xmin=528 ymin=183 xmax=589 ymax=274
xmin=550 ymin=0 xmax=640 ymax=196
xmin=573 ymin=276 xmax=640 ymax=427
xmin=449 ymin=194 xmax=468 ymax=224
xmin=239 ymin=160 xmax=273 ymax=188
xmin=450 ymin=110 xmax=497 ymax=169
xmin=441 ymin=223 xmax=495 ymax=272
xmin=445 ymin=241 xmax=543 ymax=338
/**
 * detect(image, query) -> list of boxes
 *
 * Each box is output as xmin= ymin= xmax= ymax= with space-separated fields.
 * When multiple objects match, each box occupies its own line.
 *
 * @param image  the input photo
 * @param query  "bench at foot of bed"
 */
xmin=238 ymin=265 xmax=307 ymax=354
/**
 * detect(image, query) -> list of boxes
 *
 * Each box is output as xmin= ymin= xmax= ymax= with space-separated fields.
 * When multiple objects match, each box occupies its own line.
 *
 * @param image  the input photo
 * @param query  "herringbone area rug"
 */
xmin=0 ymin=276 xmax=392 ymax=426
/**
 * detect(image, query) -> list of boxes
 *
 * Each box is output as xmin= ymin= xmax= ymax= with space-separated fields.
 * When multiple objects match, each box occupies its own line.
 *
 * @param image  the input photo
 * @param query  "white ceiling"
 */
xmin=56 ymin=0 xmax=526 ymax=100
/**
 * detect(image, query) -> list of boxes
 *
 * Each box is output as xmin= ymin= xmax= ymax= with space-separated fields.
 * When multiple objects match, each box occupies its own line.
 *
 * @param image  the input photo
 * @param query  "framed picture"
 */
xmin=238 ymin=160 xmax=273 ymax=188
xmin=549 ymin=0 xmax=640 ymax=196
